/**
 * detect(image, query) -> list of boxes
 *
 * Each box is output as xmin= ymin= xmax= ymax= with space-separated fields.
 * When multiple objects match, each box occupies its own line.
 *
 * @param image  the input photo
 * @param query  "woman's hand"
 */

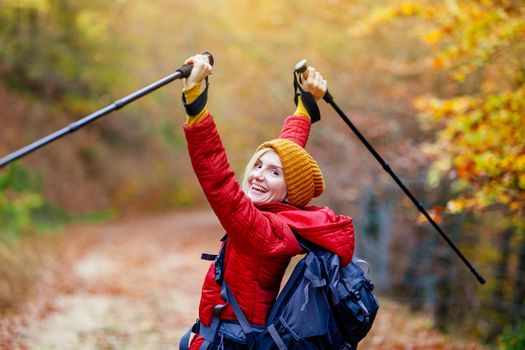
xmin=300 ymin=67 xmax=327 ymax=101
xmin=183 ymin=53 xmax=213 ymax=90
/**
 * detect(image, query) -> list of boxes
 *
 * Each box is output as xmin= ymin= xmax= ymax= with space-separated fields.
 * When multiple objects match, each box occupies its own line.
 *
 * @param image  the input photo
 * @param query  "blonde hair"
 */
xmin=241 ymin=147 xmax=273 ymax=195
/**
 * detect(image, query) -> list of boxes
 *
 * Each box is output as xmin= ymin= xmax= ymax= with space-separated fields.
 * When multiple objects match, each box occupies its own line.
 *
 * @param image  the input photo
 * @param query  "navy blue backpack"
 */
xmin=252 ymin=238 xmax=379 ymax=349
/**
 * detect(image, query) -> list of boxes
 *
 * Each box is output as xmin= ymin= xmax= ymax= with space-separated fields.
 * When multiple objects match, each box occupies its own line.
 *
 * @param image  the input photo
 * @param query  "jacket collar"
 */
xmin=255 ymin=202 xmax=355 ymax=265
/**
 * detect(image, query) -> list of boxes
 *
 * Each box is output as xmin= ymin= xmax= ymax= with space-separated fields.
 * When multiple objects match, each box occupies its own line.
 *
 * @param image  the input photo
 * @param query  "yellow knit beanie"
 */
xmin=257 ymin=139 xmax=324 ymax=207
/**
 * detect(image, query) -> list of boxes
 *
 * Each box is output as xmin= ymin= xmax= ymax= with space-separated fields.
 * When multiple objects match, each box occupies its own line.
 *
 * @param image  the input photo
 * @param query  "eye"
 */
xmin=271 ymin=169 xmax=281 ymax=176
xmin=255 ymin=161 xmax=262 ymax=169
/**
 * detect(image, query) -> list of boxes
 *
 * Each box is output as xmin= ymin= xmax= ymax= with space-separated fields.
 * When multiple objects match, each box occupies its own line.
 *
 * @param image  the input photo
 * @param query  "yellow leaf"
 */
xmin=514 ymin=155 xmax=525 ymax=172
xmin=454 ymin=71 xmax=466 ymax=82
xmin=519 ymin=174 xmax=525 ymax=190
xmin=423 ymin=30 xmax=442 ymax=45
xmin=498 ymin=193 xmax=511 ymax=204
xmin=400 ymin=2 xmax=418 ymax=16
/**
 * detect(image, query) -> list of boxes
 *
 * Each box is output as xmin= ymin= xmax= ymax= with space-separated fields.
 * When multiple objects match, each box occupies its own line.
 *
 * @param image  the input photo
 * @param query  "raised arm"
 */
xmin=181 ymin=55 xmax=299 ymax=256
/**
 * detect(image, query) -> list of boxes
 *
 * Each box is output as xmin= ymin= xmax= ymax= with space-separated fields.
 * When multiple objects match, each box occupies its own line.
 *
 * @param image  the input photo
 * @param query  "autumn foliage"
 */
xmin=361 ymin=0 xmax=525 ymax=222
xmin=358 ymin=0 xmax=525 ymax=343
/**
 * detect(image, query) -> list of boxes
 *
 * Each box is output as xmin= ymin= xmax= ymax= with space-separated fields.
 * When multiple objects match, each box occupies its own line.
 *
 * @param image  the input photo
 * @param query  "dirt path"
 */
xmin=4 ymin=210 xmax=487 ymax=350
xmin=12 ymin=211 xmax=220 ymax=350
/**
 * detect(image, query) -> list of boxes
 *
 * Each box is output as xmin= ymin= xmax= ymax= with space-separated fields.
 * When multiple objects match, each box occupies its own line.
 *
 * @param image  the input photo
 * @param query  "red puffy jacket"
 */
xmin=184 ymin=113 xmax=354 ymax=347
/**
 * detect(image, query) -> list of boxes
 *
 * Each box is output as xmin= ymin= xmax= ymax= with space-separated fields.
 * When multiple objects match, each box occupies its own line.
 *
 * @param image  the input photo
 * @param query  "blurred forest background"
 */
xmin=0 ymin=0 xmax=524 ymax=348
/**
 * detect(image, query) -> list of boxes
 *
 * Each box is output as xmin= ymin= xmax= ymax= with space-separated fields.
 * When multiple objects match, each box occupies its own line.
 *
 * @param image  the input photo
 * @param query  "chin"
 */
xmin=247 ymin=195 xmax=263 ymax=204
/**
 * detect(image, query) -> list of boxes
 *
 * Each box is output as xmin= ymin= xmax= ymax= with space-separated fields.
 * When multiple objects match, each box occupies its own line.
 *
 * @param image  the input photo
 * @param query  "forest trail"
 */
xmin=4 ymin=211 xmax=486 ymax=350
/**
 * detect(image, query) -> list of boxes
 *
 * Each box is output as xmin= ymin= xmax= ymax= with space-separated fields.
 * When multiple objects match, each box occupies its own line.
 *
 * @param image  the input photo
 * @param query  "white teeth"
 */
xmin=252 ymin=184 xmax=267 ymax=193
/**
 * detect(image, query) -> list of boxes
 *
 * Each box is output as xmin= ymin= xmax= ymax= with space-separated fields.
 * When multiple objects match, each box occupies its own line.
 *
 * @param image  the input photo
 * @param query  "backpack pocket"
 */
xmin=330 ymin=259 xmax=379 ymax=345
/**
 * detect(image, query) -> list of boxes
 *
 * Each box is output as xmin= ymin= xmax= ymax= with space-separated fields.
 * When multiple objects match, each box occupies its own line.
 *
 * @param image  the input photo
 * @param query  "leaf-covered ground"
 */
xmin=1 ymin=211 xmax=487 ymax=350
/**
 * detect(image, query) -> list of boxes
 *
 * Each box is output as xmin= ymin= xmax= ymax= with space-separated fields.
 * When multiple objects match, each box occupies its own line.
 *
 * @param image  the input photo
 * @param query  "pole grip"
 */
xmin=176 ymin=51 xmax=215 ymax=78
xmin=294 ymin=59 xmax=332 ymax=103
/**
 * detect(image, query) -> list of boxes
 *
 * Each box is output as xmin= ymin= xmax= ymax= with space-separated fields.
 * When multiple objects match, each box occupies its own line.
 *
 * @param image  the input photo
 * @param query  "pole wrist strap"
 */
xmin=293 ymin=72 xmax=321 ymax=123
xmin=182 ymin=78 xmax=209 ymax=116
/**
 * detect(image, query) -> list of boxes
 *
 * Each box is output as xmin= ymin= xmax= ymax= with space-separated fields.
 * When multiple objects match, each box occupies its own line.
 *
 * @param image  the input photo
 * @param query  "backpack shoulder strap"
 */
xmin=203 ymin=234 xmax=257 ymax=344
xmin=265 ymin=257 xmax=308 ymax=323
xmin=222 ymin=282 xmax=255 ymax=340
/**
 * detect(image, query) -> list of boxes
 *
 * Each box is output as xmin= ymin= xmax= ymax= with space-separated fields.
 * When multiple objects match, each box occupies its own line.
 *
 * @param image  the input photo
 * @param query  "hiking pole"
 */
xmin=294 ymin=59 xmax=486 ymax=285
xmin=0 ymin=52 xmax=214 ymax=169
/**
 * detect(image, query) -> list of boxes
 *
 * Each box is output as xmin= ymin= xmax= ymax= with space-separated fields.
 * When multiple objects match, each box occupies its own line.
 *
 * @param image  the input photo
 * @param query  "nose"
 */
xmin=253 ymin=169 xmax=264 ymax=181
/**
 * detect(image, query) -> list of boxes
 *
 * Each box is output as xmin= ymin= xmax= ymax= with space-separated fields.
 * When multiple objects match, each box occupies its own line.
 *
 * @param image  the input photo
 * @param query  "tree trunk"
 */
xmin=513 ymin=237 xmax=525 ymax=310
xmin=488 ymin=227 xmax=514 ymax=338
xmin=494 ymin=228 xmax=513 ymax=301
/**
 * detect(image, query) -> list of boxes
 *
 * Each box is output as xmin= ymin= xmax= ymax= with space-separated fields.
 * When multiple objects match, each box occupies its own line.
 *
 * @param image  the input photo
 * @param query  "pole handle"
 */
xmin=176 ymin=51 xmax=215 ymax=78
xmin=294 ymin=59 xmax=333 ymax=103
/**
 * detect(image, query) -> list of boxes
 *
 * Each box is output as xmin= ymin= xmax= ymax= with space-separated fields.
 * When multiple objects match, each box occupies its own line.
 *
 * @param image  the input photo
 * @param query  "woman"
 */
xmin=180 ymin=54 xmax=355 ymax=349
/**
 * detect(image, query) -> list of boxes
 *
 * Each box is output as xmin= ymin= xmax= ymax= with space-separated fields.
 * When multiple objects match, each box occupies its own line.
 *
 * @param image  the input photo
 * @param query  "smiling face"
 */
xmin=244 ymin=149 xmax=288 ymax=204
